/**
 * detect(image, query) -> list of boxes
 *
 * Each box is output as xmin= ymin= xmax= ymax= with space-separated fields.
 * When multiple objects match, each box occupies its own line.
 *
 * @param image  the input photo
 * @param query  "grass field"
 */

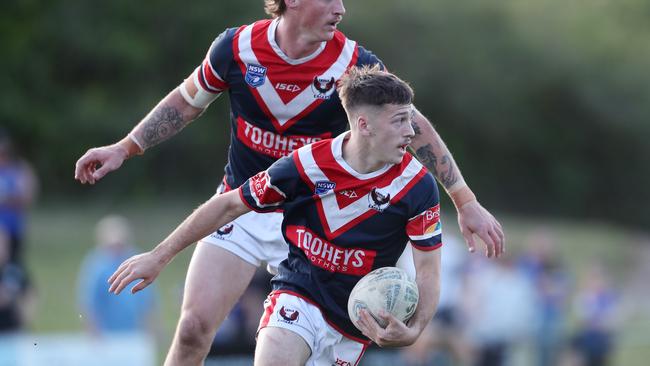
xmin=24 ymin=199 xmax=650 ymax=365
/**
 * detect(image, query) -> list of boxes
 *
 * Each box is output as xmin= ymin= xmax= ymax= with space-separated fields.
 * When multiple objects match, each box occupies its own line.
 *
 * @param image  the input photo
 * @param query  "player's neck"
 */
xmin=342 ymin=135 xmax=386 ymax=174
xmin=275 ymin=17 xmax=323 ymax=59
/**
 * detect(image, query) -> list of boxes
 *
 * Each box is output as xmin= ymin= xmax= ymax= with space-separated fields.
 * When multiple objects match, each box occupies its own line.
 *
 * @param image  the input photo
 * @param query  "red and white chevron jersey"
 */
xmin=193 ymin=18 xmax=384 ymax=190
xmin=239 ymin=133 xmax=443 ymax=342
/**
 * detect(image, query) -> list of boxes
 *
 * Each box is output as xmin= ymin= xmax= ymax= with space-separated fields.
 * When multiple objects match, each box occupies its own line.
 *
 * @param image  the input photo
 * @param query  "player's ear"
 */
xmin=285 ymin=0 xmax=300 ymax=9
xmin=357 ymin=115 xmax=372 ymax=137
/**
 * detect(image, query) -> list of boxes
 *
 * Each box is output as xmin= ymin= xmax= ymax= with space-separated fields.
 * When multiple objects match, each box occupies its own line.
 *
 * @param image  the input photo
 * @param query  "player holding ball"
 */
xmin=77 ymin=1 xmax=504 ymax=364
xmin=109 ymin=66 xmax=441 ymax=365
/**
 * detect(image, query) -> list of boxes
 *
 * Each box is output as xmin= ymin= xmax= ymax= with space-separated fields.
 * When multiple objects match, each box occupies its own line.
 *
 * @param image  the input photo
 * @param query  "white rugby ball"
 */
xmin=347 ymin=267 xmax=419 ymax=329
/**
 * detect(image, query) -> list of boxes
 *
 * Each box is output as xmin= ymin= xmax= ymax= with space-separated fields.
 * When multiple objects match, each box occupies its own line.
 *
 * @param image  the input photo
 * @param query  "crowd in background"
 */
xmin=0 ymin=129 xmax=37 ymax=335
xmin=206 ymin=231 xmax=623 ymax=366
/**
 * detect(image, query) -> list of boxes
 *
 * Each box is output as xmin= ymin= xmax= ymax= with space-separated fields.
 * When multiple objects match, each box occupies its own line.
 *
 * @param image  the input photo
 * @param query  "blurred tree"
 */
xmin=2 ymin=0 xmax=648 ymax=227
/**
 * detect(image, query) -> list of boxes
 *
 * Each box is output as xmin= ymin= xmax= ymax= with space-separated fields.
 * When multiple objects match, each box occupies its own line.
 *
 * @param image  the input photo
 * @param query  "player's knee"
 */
xmin=176 ymin=311 xmax=215 ymax=348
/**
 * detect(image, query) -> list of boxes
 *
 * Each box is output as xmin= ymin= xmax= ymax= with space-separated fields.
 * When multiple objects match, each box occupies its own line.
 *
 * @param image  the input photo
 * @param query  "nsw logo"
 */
xmin=245 ymin=64 xmax=267 ymax=88
xmin=315 ymin=181 xmax=336 ymax=195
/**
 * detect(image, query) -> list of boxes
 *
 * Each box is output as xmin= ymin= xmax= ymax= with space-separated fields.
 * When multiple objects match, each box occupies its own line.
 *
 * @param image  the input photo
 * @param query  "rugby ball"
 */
xmin=347 ymin=267 xmax=419 ymax=329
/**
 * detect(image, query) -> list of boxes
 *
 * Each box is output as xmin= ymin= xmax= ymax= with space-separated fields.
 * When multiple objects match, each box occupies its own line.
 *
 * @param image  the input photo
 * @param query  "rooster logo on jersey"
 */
xmin=368 ymin=187 xmax=391 ymax=212
xmin=311 ymin=76 xmax=336 ymax=99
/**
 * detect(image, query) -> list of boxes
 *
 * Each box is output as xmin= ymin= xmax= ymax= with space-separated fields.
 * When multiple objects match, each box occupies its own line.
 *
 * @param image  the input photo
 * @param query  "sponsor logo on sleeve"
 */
xmin=407 ymin=204 xmax=441 ymax=240
xmin=249 ymin=171 xmax=285 ymax=207
xmin=245 ymin=64 xmax=267 ymax=88
xmin=422 ymin=205 xmax=441 ymax=235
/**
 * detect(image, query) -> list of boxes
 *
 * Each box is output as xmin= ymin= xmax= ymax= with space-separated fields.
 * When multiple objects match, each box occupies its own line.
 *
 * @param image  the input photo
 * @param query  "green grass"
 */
xmin=24 ymin=201 xmax=650 ymax=365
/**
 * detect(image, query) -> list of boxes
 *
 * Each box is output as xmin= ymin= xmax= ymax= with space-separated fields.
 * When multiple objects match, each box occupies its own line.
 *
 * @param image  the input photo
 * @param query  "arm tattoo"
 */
xmin=141 ymin=106 xmax=185 ymax=149
xmin=416 ymin=144 xmax=459 ymax=189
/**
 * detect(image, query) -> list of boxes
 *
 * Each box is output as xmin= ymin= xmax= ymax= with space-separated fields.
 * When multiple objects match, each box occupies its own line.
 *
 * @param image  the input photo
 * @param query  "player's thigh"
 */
xmin=181 ymin=242 xmax=257 ymax=320
xmin=255 ymin=326 xmax=311 ymax=366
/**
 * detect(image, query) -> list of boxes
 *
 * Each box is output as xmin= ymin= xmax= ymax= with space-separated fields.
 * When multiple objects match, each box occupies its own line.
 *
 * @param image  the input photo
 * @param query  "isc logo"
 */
xmin=275 ymin=83 xmax=301 ymax=92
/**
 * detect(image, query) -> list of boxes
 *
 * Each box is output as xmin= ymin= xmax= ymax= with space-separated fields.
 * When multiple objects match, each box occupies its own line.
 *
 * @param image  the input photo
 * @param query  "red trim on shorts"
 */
xmin=354 ymin=343 xmax=369 ymax=366
xmin=270 ymin=290 xmax=371 ymax=345
xmin=259 ymin=291 xmax=281 ymax=331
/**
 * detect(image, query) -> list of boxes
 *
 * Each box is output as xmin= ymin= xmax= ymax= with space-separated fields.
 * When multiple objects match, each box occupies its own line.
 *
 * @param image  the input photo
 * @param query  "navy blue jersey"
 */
xmin=191 ymin=18 xmax=384 ymax=189
xmin=239 ymin=133 xmax=442 ymax=342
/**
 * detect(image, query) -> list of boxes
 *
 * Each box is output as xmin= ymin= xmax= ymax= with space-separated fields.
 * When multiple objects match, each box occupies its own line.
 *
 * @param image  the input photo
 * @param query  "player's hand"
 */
xmin=74 ymin=144 xmax=129 ymax=184
xmin=108 ymin=251 xmax=165 ymax=295
xmin=457 ymin=200 xmax=505 ymax=258
xmin=356 ymin=309 xmax=418 ymax=347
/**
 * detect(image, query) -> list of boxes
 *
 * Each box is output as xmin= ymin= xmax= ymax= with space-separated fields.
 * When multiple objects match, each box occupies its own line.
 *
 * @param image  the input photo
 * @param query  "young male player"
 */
xmin=109 ymin=65 xmax=442 ymax=366
xmin=75 ymin=0 xmax=503 ymax=364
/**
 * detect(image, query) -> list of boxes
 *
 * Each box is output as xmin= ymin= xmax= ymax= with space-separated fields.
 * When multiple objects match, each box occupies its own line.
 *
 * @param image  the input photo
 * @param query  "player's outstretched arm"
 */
xmin=356 ymin=249 xmax=440 ymax=347
xmin=410 ymin=108 xmax=505 ymax=257
xmin=74 ymin=86 xmax=204 ymax=185
xmin=107 ymin=189 xmax=251 ymax=295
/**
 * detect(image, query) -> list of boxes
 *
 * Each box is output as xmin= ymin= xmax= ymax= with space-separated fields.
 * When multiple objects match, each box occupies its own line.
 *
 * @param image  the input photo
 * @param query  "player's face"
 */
xmin=367 ymin=104 xmax=415 ymax=165
xmin=297 ymin=0 xmax=346 ymax=41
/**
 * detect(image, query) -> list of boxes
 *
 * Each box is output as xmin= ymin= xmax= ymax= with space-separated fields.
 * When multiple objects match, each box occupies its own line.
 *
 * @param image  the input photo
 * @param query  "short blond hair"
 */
xmin=264 ymin=0 xmax=286 ymax=18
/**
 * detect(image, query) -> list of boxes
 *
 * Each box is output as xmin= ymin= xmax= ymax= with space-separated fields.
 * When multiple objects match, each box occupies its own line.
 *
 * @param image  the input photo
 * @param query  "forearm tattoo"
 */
xmin=416 ymin=144 xmax=459 ymax=189
xmin=141 ymin=106 xmax=185 ymax=149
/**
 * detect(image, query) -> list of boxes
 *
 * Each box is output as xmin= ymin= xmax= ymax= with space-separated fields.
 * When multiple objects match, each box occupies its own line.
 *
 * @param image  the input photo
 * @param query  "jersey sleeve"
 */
xmin=199 ymin=29 xmax=236 ymax=93
xmin=238 ymin=153 xmax=301 ymax=212
xmin=406 ymin=173 xmax=442 ymax=251
xmin=356 ymin=45 xmax=385 ymax=70
xmin=180 ymin=29 xmax=236 ymax=108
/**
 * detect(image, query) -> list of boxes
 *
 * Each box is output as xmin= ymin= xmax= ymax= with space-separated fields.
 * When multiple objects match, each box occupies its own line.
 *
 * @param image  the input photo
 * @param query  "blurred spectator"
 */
xmin=518 ymin=228 xmax=572 ymax=366
xmin=77 ymin=215 xmax=159 ymax=336
xmin=0 ymin=225 xmax=34 ymax=333
xmin=0 ymin=129 xmax=38 ymax=268
xmin=568 ymin=262 xmax=620 ymax=366
xmin=464 ymin=256 xmax=537 ymax=366
xmin=400 ymin=236 xmax=473 ymax=366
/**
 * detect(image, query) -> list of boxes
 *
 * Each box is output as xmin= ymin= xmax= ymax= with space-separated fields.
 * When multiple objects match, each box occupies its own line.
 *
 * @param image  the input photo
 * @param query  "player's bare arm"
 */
xmin=409 ymin=108 xmax=505 ymax=257
xmin=107 ymin=189 xmax=251 ymax=295
xmin=74 ymin=85 xmax=204 ymax=185
xmin=357 ymin=248 xmax=440 ymax=347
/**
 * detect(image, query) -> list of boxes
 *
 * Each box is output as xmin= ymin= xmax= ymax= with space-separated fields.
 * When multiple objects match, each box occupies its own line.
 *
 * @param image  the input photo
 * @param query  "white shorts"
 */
xmin=396 ymin=244 xmax=416 ymax=280
xmin=258 ymin=291 xmax=369 ymax=366
xmin=199 ymin=210 xmax=289 ymax=273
